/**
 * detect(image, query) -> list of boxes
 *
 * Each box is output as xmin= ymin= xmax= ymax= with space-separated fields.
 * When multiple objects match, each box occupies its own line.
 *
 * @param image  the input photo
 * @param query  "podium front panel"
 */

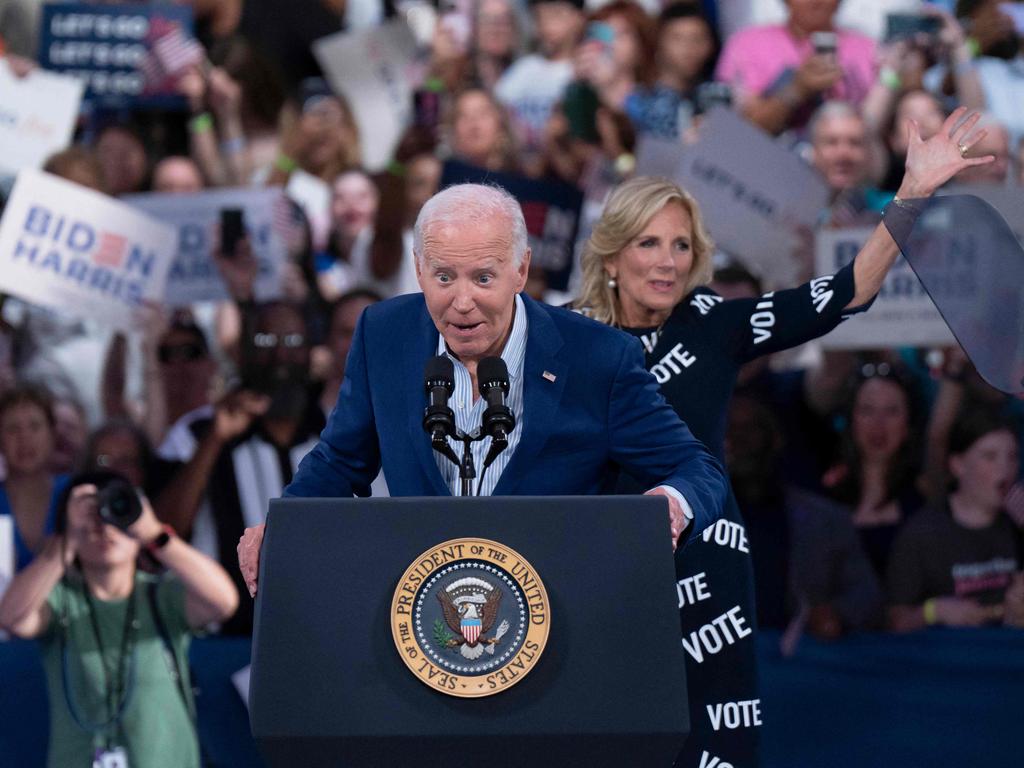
xmin=250 ymin=496 xmax=689 ymax=767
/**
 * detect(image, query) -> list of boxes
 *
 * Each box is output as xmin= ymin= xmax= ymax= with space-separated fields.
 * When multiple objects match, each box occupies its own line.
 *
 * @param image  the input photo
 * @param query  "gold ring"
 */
xmin=958 ymin=142 xmax=969 ymax=157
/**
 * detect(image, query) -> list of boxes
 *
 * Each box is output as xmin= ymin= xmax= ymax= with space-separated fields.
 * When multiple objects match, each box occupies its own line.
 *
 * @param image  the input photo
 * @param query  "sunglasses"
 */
xmin=252 ymin=333 xmax=306 ymax=349
xmin=158 ymin=342 xmax=207 ymax=364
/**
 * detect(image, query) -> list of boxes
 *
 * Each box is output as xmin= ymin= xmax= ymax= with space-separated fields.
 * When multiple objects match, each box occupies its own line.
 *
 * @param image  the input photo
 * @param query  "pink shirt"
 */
xmin=716 ymin=24 xmax=877 ymax=106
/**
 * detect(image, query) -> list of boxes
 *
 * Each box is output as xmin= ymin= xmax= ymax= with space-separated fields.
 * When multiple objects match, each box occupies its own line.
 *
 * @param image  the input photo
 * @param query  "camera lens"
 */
xmin=97 ymin=479 xmax=142 ymax=530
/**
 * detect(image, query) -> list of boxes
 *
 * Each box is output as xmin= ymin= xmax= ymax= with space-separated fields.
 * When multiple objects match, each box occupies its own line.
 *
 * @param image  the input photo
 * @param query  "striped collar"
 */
xmin=436 ymin=293 xmax=528 ymax=381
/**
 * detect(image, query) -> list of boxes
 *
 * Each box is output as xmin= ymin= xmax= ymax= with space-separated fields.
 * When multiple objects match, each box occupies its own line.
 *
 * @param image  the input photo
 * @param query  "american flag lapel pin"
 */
xmin=542 ymin=371 xmax=557 ymax=383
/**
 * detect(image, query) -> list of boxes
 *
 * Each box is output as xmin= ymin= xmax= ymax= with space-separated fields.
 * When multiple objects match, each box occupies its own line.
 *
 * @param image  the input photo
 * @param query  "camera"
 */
xmin=97 ymin=478 xmax=142 ymax=530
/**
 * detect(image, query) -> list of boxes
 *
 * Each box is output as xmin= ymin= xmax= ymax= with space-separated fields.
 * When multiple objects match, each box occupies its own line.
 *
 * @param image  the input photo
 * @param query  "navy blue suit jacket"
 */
xmin=285 ymin=293 xmax=727 ymax=534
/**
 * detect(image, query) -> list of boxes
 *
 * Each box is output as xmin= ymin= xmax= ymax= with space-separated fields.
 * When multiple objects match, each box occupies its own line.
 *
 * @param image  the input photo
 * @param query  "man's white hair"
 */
xmin=413 ymin=183 xmax=529 ymax=267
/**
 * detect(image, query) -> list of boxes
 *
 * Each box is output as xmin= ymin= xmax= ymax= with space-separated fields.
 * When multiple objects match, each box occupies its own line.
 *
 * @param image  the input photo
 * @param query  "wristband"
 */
xmin=965 ymin=37 xmax=980 ymax=58
xmin=879 ymin=66 xmax=901 ymax=91
xmin=423 ymin=76 xmax=445 ymax=94
xmin=189 ymin=112 xmax=214 ymax=134
xmin=220 ymin=136 xmax=246 ymax=155
xmin=923 ymin=598 xmax=938 ymax=625
xmin=145 ymin=523 xmax=176 ymax=553
xmin=274 ymin=153 xmax=298 ymax=174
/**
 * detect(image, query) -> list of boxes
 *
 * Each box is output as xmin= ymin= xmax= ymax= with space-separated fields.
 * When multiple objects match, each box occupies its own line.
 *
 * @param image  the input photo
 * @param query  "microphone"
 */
xmin=478 ymin=356 xmax=515 ymax=469
xmin=423 ymin=355 xmax=458 ymax=464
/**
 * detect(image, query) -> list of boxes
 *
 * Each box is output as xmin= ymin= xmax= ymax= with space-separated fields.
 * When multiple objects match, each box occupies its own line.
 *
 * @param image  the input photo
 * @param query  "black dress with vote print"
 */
xmin=617 ymin=260 xmax=864 ymax=767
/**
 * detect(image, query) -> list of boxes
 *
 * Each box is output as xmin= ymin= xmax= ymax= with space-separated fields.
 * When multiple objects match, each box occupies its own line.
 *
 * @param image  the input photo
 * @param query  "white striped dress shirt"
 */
xmin=435 ymin=294 xmax=527 ymax=496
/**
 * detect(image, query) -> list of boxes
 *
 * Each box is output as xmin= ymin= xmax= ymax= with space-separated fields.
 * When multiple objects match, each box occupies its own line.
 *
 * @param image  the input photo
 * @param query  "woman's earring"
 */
xmin=607 ymin=276 xmax=617 ymax=289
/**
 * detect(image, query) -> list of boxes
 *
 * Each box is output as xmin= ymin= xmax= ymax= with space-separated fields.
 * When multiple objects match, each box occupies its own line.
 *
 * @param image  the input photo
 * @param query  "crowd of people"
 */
xmin=1 ymin=0 xmax=1023 ymax=765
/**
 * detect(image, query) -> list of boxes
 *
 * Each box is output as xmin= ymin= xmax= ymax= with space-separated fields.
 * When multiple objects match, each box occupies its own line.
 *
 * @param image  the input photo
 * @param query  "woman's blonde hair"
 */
xmin=577 ymin=176 xmax=715 ymax=326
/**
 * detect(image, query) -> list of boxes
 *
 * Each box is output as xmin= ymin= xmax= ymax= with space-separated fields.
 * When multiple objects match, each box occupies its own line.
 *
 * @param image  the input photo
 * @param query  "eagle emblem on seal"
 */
xmin=437 ymin=577 xmax=510 ymax=660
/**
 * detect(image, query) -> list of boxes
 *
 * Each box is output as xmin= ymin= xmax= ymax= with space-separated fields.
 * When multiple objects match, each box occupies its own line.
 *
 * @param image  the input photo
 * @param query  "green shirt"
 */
xmin=41 ymin=571 xmax=199 ymax=768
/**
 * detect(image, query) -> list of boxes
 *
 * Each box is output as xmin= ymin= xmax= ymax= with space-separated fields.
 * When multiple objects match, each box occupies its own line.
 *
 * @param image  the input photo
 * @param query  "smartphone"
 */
xmin=562 ymin=81 xmax=601 ymax=143
xmin=884 ymin=13 xmax=942 ymax=42
xmin=811 ymin=31 xmax=838 ymax=56
xmin=695 ymin=82 xmax=733 ymax=115
xmin=220 ymin=208 xmax=246 ymax=257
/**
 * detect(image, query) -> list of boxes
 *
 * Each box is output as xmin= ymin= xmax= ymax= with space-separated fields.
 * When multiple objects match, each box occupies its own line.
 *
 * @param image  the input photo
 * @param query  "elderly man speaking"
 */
xmin=238 ymin=184 xmax=726 ymax=596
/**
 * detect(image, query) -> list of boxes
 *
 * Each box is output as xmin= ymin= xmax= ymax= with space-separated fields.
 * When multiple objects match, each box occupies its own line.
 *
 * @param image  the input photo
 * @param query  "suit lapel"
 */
xmin=492 ymin=296 xmax=567 ymax=496
xmin=405 ymin=301 xmax=451 ymax=496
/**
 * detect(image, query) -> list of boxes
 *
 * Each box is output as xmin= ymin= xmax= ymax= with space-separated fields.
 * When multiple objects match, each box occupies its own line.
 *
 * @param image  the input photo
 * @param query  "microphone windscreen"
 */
xmin=425 ymin=355 xmax=455 ymax=390
xmin=478 ymin=356 xmax=509 ymax=394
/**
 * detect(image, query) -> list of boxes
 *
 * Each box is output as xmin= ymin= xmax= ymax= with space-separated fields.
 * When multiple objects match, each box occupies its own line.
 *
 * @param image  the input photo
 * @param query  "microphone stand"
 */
xmin=455 ymin=430 xmax=481 ymax=498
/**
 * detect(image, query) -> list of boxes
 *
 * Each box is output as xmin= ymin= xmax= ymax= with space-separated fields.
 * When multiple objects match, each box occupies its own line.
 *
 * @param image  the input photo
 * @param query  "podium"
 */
xmin=250 ymin=496 xmax=689 ymax=767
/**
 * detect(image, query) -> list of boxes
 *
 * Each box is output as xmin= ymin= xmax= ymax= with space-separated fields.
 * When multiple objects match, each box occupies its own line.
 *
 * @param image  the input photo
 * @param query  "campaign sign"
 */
xmin=125 ymin=188 xmax=289 ymax=306
xmin=0 ymin=170 xmax=175 ymax=329
xmin=815 ymin=227 xmax=955 ymax=349
xmin=313 ymin=20 xmax=417 ymax=171
xmin=440 ymin=159 xmax=584 ymax=292
xmin=38 ymin=3 xmax=195 ymax=109
xmin=0 ymin=61 xmax=84 ymax=176
xmin=678 ymin=108 xmax=828 ymax=286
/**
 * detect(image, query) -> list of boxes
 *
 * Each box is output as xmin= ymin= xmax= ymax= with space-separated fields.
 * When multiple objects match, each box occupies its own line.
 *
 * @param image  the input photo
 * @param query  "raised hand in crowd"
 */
xmin=213 ymin=389 xmax=271 ymax=444
xmin=792 ymin=51 xmax=841 ymax=101
xmin=99 ymin=301 xmax=171 ymax=447
xmin=207 ymin=66 xmax=243 ymax=122
xmin=137 ymin=301 xmax=173 ymax=445
xmin=215 ymin=236 xmax=258 ymax=302
xmin=155 ymin=388 xmax=269 ymax=539
xmin=930 ymin=6 xmax=986 ymax=111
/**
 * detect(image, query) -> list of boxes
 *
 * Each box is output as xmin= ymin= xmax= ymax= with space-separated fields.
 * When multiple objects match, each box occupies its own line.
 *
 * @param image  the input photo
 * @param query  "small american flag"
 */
xmin=542 ymin=371 xmax=557 ymax=383
xmin=92 ymin=232 xmax=127 ymax=268
xmin=140 ymin=21 xmax=203 ymax=90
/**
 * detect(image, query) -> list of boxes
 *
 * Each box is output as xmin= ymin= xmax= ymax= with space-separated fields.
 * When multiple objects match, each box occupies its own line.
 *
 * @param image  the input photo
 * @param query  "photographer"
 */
xmin=0 ymin=471 xmax=238 ymax=768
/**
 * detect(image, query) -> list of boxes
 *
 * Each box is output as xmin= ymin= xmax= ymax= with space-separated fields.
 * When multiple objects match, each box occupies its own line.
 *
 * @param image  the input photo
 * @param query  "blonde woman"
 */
xmin=576 ymin=106 xmax=994 ymax=767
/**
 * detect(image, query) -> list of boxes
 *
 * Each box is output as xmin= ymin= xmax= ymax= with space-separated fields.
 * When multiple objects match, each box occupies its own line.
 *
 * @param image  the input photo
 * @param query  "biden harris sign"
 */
xmin=0 ymin=170 xmax=175 ymax=328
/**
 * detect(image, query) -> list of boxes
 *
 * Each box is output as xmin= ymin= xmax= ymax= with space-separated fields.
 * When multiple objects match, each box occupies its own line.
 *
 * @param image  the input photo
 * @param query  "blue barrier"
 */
xmin=1 ymin=630 xmax=1019 ymax=767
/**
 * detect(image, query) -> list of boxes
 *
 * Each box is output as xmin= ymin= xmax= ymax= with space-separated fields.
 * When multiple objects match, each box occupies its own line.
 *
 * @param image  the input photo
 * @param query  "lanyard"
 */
xmin=61 ymin=578 xmax=139 ymax=747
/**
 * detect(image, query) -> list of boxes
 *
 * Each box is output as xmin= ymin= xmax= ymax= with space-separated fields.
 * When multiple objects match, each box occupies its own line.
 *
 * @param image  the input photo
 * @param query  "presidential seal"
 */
xmin=391 ymin=538 xmax=550 ymax=698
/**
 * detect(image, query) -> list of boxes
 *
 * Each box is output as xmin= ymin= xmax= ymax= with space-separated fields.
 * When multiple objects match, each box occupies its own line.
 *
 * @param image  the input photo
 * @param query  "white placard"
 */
xmin=816 ymin=226 xmax=955 ymax=349
xmin=313 ymin=20 xmax=417 ymax=172
xmin=0 ymin=170 xmax=175 ymax=329
xmin=286 ymin=170 xmax=332 ymax=253
xmin=125 ymin=188 xmax=289 ymax=306
xmin=0 ymin=61 xmax=85 ymax=176
xmin=678 ymin=108 xmax=829 ymax=286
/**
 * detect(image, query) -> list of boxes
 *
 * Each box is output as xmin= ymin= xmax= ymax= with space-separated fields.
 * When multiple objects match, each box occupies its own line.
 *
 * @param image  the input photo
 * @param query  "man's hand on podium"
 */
xmin=643 ymin=488 xmax=688 ymax=552
xmin=238 ymin=523 xmax=266 ymax=597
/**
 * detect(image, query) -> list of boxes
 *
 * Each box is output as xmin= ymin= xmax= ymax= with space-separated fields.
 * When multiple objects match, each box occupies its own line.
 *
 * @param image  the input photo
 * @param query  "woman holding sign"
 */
xmin=576 ymin=106 xmax=994 ymax=767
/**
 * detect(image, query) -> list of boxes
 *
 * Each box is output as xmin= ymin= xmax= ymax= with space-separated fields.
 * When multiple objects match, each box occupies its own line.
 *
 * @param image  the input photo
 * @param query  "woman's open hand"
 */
xmin=898 ymin=107 xmax=994 ymax=198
